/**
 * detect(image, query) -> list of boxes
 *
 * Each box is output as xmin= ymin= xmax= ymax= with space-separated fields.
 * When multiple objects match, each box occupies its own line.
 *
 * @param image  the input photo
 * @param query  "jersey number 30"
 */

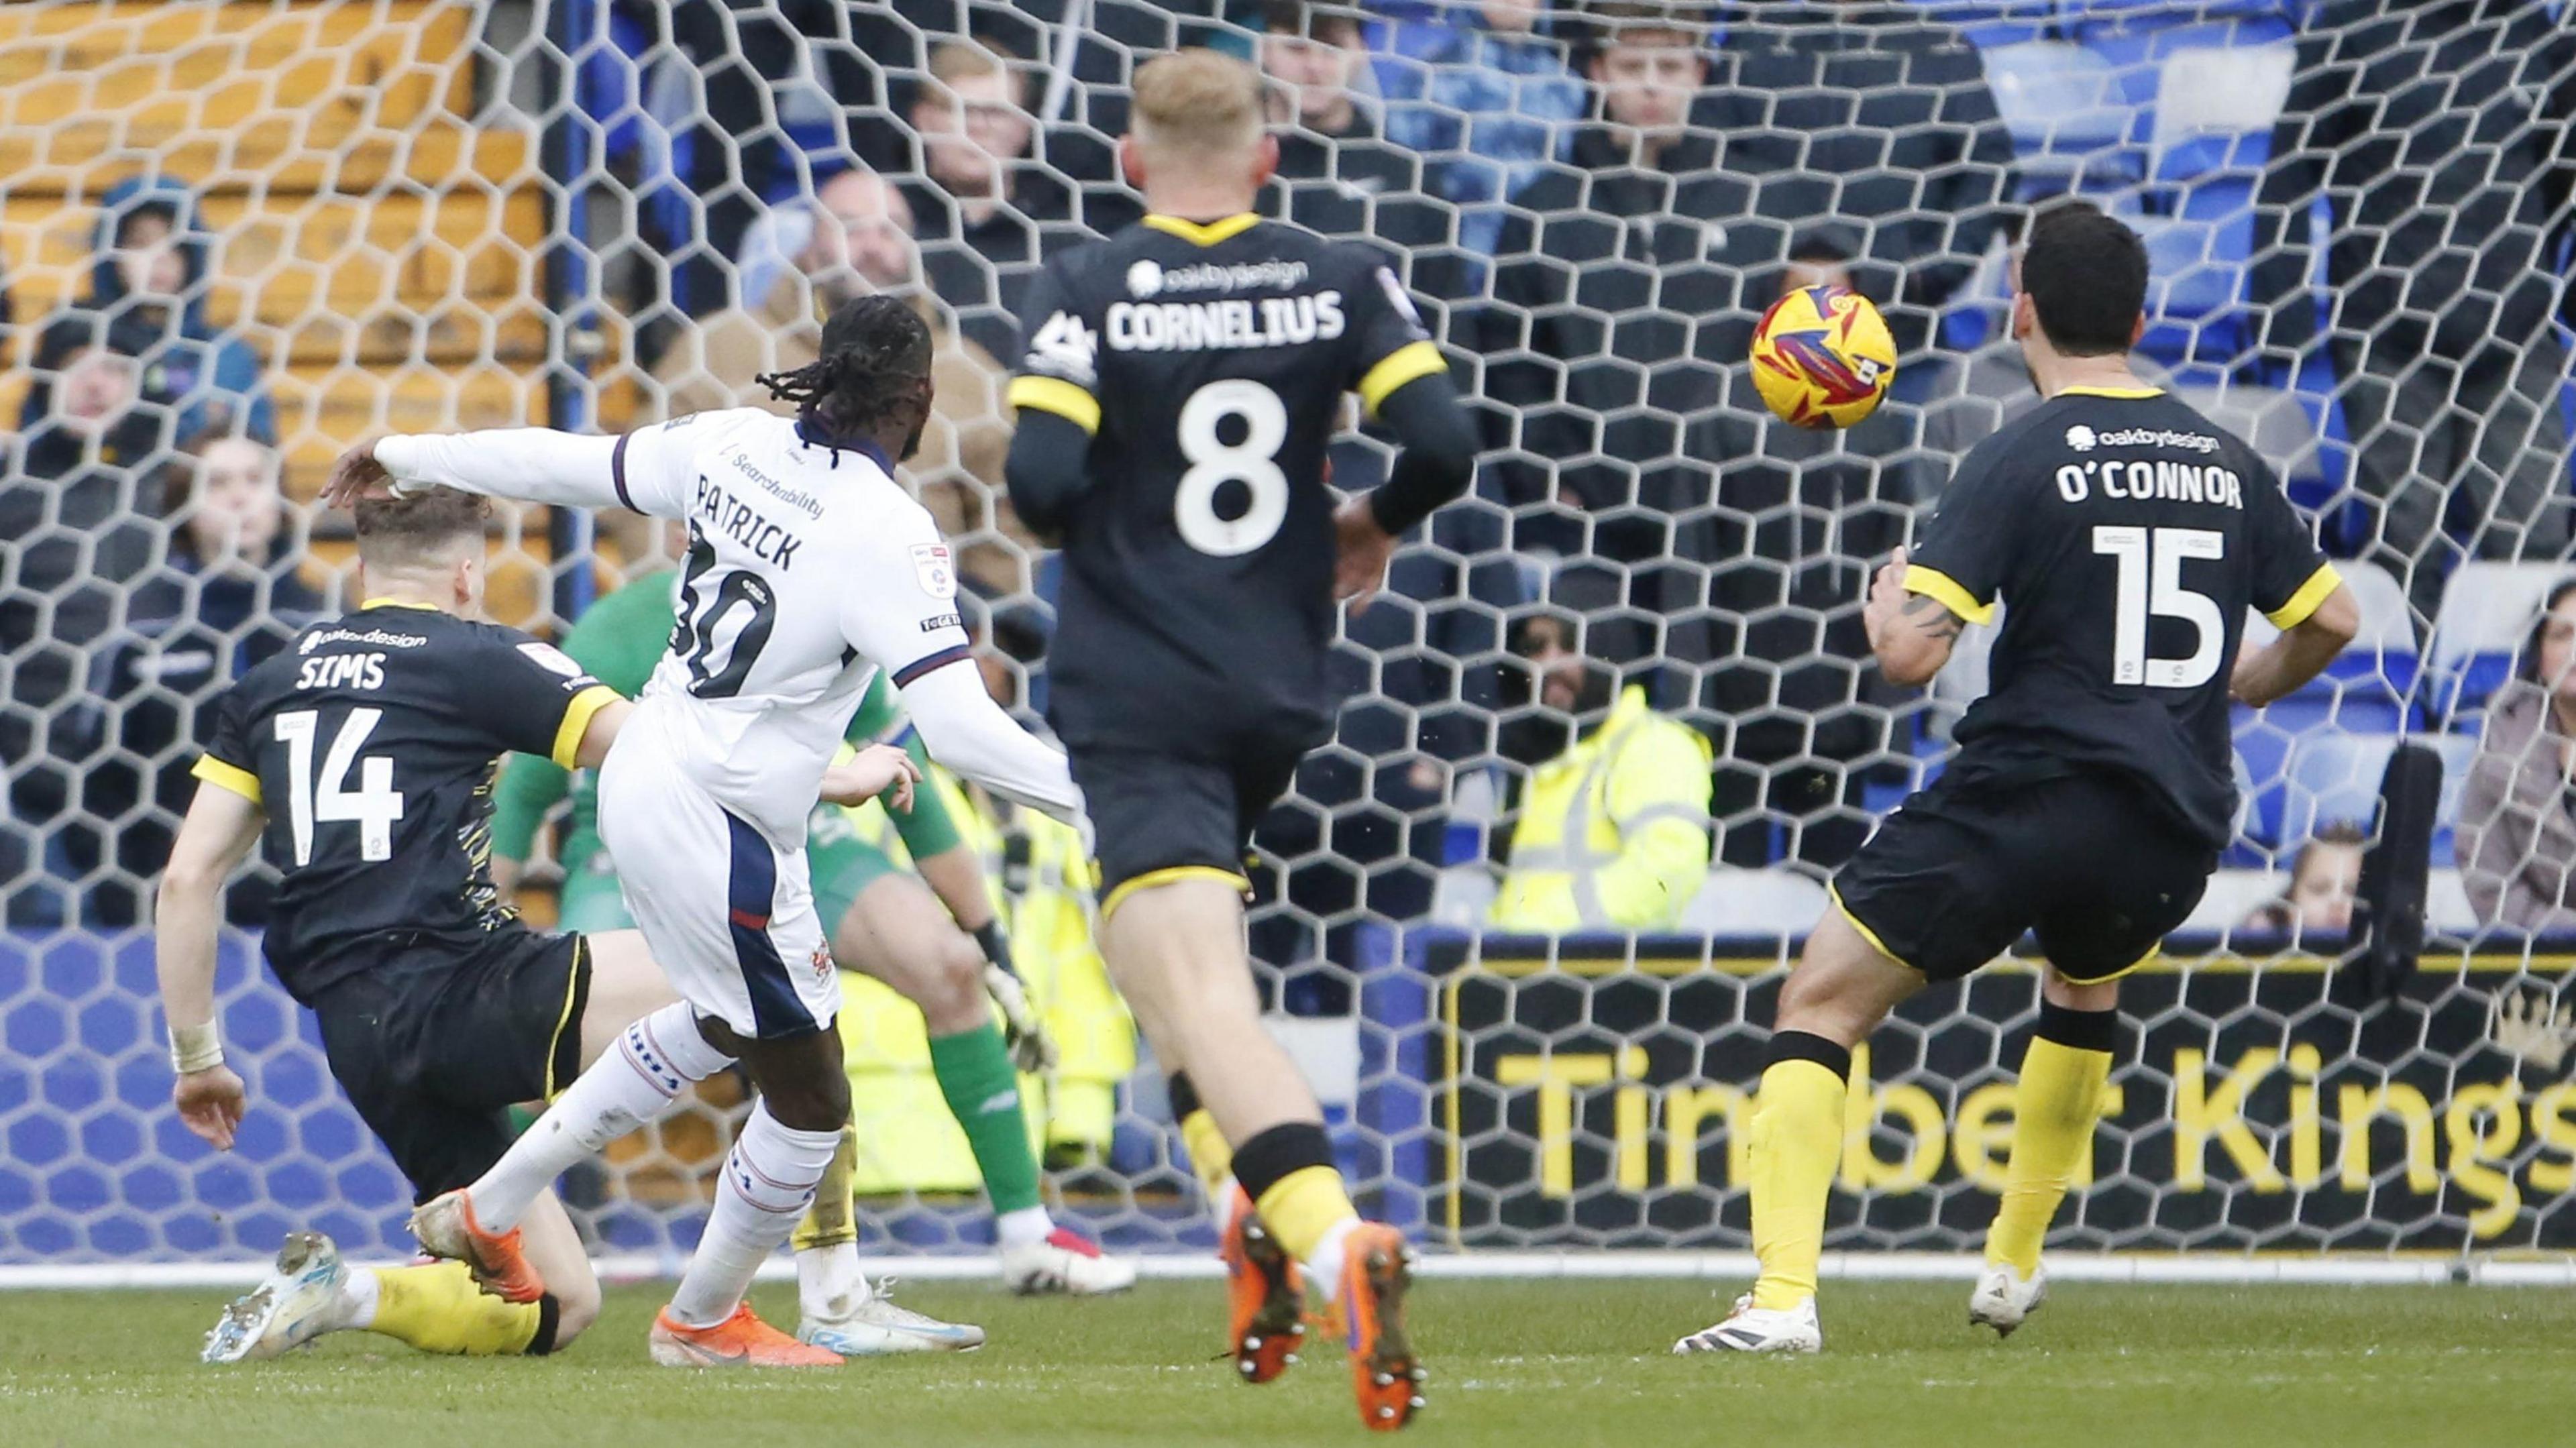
xmin=2093 ymin=525 xmax=2224 ymax=688
xmin=1175 ymin=379 xmax=1289 ymax=557
xmin=274 ymin=708 xmax=404 ymax=865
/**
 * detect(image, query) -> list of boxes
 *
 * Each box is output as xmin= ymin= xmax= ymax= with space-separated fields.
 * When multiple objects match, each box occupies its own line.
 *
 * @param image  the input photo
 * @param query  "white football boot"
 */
xmin=1672 ymin=1293 xmax=1824 ymax=1355
xmin=1000 ymin=1227 xmax=1138 ymax=1296
xmin=203 ymin=1231 xmax=353 ymax=1363
xmin=798 ymin=1280 xmax=986 ymax=1356
xmin=1968 ymin=1263 xmax=2047 ymax=1337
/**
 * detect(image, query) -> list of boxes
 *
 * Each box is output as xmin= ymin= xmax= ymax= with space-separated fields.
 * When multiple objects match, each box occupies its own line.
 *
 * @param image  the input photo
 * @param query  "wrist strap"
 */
xmin=973 ymin=920 xmax=1016 ymax=977
xmin=170 ymin=1020 xmax=224 ymax=1074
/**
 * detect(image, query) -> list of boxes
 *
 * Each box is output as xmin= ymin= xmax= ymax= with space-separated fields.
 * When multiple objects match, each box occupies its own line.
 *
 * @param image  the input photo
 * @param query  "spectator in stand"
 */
xmin=651 ymin=166 xmax=1029 ymax=598
xmin=1697 ymin=0 xmax=2015 ymax=364
xmin=902 ymin=36 xmax=1091 ymax=364
xmin=1375 ymin=0 xmax=1586 ymax=264
xmin=1489 ymin=606 xmax=1713 ymax=933
xmin=1479 ymin=3 xmax=1726 ymax=669
xmin=2253 ymin=2 xmax=2576 ymax=630
xmin=2238 ymin=822 xmax=2365 ymax=944
xmin=1693 ymin=236 xmax=1915 ymax=867
xmin=2461 ymin=579 xmax=2576 ymax=934
xmin=68 ymin=431 xmax=326 ymax=924
xmin=1254 ymin=2 xmax=1455 ymax=278
xmin=1 ymin=311 xmax=179 ymax=922
xmin=25 ymin=176 xmax=274 ymax=445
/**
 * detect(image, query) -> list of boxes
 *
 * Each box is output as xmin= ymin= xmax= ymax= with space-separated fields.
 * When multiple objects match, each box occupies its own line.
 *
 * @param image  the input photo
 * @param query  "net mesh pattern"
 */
xmin=2 ymin=0 xmax=2573 ymax=1266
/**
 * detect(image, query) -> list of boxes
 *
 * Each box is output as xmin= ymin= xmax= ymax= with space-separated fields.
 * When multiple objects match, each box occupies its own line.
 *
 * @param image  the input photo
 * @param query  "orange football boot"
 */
xmin=649 ymin=1303 xmax=845 ymax=1368
xmin=1340 ymin=1224 xmax=1424 ymax=1431
xmin=1220 ymin=1186 xmax=1305 ymax=1384
xmin=407 ymin=1189 xmax=545 ymax=1304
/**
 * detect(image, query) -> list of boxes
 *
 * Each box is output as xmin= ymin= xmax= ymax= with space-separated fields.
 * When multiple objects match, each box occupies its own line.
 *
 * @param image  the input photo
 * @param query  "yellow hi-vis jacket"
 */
xmin=1490 ymin=685 xmax=1715 ymax=932
xmin=834 ymin=766 xmax=1137 ymax=1194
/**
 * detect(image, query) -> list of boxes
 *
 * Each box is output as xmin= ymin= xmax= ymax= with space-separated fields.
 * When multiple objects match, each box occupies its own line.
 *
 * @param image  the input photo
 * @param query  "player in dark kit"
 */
xmin=1004 ymin=48 xmax=1475 ymax=1432
xmin=1675 ymin=202 xmax=2361 ymax=1357
xmin=157 ymin=488 xmax=722 ymax=1364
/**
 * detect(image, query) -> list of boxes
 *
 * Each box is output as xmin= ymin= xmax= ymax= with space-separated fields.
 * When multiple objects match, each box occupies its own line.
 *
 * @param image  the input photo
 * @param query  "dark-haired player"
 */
xmin=1004 ymin=46 xmax=1477 ymax=1431
xmin=160 ymin=488 xmax=898 ymax=1362
xmin=1674 ymin=202 xmax=2361 ymax=1355
xmin=322 ymin=294 xmax=1083 ymax=1368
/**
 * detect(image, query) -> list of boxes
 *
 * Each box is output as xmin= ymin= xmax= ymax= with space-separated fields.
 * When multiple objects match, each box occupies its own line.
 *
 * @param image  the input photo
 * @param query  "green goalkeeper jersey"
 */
xmin=488 ymin=570 xmax=962 ymax=877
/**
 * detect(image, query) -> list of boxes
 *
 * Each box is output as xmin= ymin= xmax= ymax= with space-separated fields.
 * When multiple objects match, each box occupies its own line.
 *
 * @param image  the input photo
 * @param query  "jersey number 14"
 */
xmin=274 ymin=708 xmax=405 ymax=865
xmin=2093 ymin=525 xmax=2224 ymax=689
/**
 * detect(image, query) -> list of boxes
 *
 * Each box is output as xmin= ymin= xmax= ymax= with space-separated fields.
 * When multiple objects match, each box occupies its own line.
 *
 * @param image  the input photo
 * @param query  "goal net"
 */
xmin=2 ymin=0 xmax=2573 ymax=1276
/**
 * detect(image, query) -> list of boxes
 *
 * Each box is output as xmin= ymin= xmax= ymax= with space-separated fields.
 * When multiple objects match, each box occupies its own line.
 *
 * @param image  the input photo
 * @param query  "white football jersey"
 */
xmin=375 ymin=410 xmax=986 ymax=844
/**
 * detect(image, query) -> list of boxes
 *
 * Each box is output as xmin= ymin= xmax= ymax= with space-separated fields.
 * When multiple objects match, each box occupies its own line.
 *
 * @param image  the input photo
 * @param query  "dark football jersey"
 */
xmin=1008 ymin=212 xmax=1444 ymax=750
xmin=1909 ymin=386 xmax=2338 ymax=847
xmin=191 ymin=602 xmax=620 ymax=1003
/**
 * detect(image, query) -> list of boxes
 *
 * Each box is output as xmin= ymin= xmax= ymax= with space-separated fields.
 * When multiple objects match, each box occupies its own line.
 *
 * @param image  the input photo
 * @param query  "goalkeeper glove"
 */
xmin=973 ymin=921 xmax=1057 ymax=1073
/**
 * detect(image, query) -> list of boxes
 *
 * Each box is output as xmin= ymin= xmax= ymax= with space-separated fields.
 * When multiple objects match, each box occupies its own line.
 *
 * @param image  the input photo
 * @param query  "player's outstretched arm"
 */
xmin=154 ymin=783 xmax=266 ymax=1152
xmin=898 ymin=663 xmax=1084 ymax=826
xmin=1864 ymin=545 xmax=1964 ymax=688
xmin=326 ymin=425 xmax=690 ymax=517
xmin=2231 ymin=581 xmax=2360 ymax=707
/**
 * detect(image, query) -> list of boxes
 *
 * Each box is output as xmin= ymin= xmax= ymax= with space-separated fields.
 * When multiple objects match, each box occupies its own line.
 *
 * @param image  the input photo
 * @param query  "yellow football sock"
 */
xmin=1179 ymin=1109 xmax=1234 ymax=1199
xmin=1748 ymin=1055 xmax=1849 ymax=1313
xmin=1255 ymin=1165 xmax=1359 ymax=1264
xmin=366 ymin=1262 xmax=547 ymax=1355
xmin=790 ymin=1123 xmax=860 ymax=1254
xmin=1987 ymin=1033 xmax=2112 ymax=1276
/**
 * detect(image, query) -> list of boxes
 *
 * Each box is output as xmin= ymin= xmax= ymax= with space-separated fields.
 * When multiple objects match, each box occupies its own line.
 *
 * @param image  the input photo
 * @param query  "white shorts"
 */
xmin=594 ymin=720 xmax=839 ymax=1040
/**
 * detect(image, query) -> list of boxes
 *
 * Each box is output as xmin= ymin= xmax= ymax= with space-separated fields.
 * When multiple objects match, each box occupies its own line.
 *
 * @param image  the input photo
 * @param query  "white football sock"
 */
xmin=1305 ymin=1216 xmax=1363 ymax=1305
xmin=995 ymin=1205 xmax=1055 ymax=1251
xmin=797 ymin=1240 xmax=872 ymax=1323
xmin=338 ymin=1266 xmax=382 ymax=1330
xmin=668 ymin=1103 xmax=841 ymax=1329
xmin=470 ymin=1005 xmax=731 ymax=1231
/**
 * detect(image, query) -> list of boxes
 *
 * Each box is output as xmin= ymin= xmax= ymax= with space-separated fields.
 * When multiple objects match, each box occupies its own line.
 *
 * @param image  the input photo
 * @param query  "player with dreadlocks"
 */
xmin=325 ymin=293 xmax=1087 ymax=1368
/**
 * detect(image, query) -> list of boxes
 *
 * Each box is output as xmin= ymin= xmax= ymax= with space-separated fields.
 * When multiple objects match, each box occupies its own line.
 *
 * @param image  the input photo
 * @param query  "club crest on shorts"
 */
xmin=910 ymin=543 xmax=957 ymax=600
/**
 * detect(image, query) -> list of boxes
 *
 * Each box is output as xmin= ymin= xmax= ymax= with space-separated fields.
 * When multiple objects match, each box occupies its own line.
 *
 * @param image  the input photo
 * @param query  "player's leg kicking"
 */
xmin=791 ymin=862 xmax=1130 ymax=1355
xmin=411 ymin=736 xmax=894 ymax=1368
xmin=1970 ymin=967 xmax=2119 ymax=1336
xmin=205 ymin=930 xmax=678 ymax=1363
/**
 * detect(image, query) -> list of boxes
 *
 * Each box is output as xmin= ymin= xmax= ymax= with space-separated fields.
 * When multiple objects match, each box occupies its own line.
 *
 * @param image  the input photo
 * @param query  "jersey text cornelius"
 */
xmin=1106 ymin=292 xmax=1346 ymax=353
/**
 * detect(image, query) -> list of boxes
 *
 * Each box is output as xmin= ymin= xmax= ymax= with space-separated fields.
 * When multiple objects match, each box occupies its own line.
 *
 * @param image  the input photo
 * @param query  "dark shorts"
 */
xmin=1830 ymin=769 xmax=2217 ymax=985
xmin=307 ymin=928 xmax=590 ymax=1202
xmin=1069 ymin=742 xmax=1305 ymax=917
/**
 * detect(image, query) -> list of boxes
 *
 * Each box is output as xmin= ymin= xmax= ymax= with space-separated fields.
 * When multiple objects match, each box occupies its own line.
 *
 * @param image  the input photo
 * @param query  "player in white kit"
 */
xmin=322 ymin=296 xmax=1083 ymax=1367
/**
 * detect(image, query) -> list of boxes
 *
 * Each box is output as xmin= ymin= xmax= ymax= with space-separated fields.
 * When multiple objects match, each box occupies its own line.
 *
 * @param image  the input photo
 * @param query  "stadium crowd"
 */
xmin=3 ymin=0 xmax=2575 ymax=977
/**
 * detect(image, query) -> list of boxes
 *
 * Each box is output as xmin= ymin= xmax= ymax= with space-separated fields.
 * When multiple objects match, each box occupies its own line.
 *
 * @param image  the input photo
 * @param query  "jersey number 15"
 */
xmin=2093 ymin=525 xmax=2224 ymax=689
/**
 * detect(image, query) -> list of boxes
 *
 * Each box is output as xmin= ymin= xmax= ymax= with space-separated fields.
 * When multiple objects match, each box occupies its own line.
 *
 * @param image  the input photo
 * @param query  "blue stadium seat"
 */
xmin=1902 ymin=0 xmax=2061 ymax=50
xmin=2132 ymin=192 xmax=2254 ymax=369
xmin=1978 ymin=41 xmax=2135 ymax=187
xmin=2426 ymin=562 xmax=2569 ymax=727
xmin=2279 ymin=732 xmax=2479 ymax=866
xmin=2057 ymin=0 xmax=2303 ymax=23
xmin=2235 ymin=694 xmax=2406 ymax=850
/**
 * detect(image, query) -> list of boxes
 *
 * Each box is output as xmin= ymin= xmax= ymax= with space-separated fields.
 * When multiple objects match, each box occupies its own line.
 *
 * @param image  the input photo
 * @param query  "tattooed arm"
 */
xmin=1864 ymin=545 xmax=1966 ymax=689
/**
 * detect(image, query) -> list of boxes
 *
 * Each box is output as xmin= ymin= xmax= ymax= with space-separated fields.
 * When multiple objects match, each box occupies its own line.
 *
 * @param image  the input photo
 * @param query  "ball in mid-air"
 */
xmin=1750 ymin=284 xmax=1897 ymax=429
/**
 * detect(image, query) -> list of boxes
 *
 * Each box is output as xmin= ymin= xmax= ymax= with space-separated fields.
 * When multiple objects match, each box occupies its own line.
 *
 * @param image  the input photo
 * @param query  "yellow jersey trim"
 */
xmin=551 ymin=685 xmax=621 ymax=771
xmin=1356 ymin=339 xmax=1449 ymax=417
xmin=2265 ymin=562 xmax=2343 ymax=630
xmin=1100 ymin=865 xmax=1251 ymax=924
xmin=1008 ymin=375 xmax=1102 ymax=435
xmin=1142 ymin=212 xmax=1262 ymax=247
xmin=2054 ymin=942 xmax=2162 ymax=987
xmin=1902 ymin=565 xmax=1998 ymax=627
xmin=191 ymin=755 xmax=263 ymax=806
xmin=543 ymin=938 xmax=588 ymax=1098
xmin=360 ymin=597 xmax=441 ymax=611
xmin=2055 ymin=385 xmax=2165 ymax=400
xmin=1827 ymin=883 xmax=1921 ymax=974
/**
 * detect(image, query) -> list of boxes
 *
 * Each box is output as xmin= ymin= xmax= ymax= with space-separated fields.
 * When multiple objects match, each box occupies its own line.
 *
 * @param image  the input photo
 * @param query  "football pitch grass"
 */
xmin=1 ymin=1279 xmax=2569 ymax=1448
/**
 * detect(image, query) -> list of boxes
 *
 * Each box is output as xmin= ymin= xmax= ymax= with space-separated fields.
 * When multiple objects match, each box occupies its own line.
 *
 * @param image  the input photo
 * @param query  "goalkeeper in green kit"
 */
xmin=490 ymin=543 xmax=1136 ymax=1357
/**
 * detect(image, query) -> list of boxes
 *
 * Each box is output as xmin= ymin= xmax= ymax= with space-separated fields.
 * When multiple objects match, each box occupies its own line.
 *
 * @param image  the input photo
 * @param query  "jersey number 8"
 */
xmin=1174 ymin=379 xmax=1290 ymax=557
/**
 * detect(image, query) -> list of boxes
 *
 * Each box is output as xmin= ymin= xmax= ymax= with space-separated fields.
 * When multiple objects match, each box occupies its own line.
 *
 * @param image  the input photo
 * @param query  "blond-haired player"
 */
xmin=1004 ymin=48 xmax=1477 ymax=1431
